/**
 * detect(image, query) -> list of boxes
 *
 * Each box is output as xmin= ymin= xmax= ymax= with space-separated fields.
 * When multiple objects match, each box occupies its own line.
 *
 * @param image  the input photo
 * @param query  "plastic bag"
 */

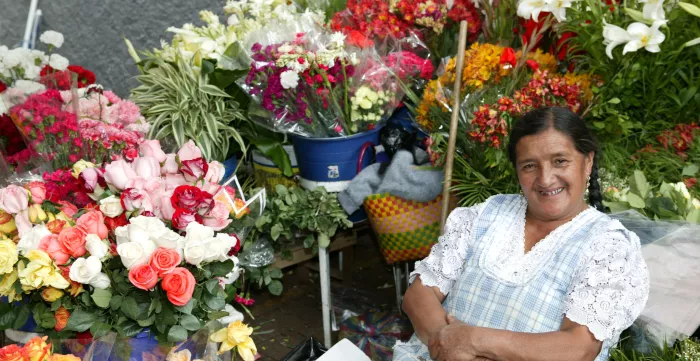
xmin=609 ymin=211 xmax=700 ymax=353
xmin=281 ymin=337 xmax=327 ymax=361
xmin=338 ymin=311 xmax=414 ymax=361
xmin=238 ymin=237 xmax=275 ymax=268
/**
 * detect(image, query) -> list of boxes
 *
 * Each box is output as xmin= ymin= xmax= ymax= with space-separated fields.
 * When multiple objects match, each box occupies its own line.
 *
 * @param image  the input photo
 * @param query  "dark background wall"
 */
xmin=0 ymin=0 xmax=223 ymax=97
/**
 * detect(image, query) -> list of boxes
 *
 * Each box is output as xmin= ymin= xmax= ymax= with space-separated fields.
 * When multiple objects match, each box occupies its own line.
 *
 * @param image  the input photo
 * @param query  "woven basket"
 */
xmin=363 ymin=193 xmax=458 ymax=264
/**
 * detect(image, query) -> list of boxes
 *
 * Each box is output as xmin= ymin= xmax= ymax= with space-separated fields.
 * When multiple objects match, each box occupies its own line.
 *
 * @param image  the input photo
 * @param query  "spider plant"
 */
xmin=129 ymin=52 xmax=248 ymax=162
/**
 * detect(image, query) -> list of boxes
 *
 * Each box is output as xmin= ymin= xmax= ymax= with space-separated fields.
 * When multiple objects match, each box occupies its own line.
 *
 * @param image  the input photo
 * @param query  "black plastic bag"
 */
xmin=281 ymin=337 xmax=328 ymax=361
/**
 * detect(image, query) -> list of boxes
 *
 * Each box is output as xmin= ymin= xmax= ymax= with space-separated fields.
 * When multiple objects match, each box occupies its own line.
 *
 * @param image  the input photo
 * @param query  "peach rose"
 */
xmin=54 ymin=306 xmax=70 ymax=332
xmin=76 ymin=210 xmax=108 ymax=240
xmin=39 ymin=234 xmax=71 ymax=265
xmin=25 ymin=336 xmax=50 ymax=361
xmin=46 ymin=220 xmax=67 ymax=235
xmin=25 ymin=181 xmax=47 ymax=204
xmin=149 ymin=248 xmax=181 ymax=277
xmin=128 ymin=264 xmax=159 ymax=290
xmin=0 ymin=344 xmax=25 ymax=361
xmin=161 ymin=267 xmax=196 ymax=306
xmin=58 ymin=227 xmax=87 ymax=258
xmin=57 ymin=201 xmax=78 ymax=218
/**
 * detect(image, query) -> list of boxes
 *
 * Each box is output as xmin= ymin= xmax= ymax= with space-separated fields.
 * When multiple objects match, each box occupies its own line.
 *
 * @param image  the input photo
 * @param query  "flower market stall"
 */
xmin=2 ymin=0 xmax=700 ymax=359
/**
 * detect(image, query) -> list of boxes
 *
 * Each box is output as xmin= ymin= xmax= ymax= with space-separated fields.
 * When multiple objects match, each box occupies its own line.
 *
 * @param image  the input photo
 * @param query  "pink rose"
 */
xmin=180 ymin=158 xmax=209 ymax=182
xmin=58 ymin=227 xmax=87 ymax=258
xmin=58 ymin=201 xmax=79 ymax=218
xmin=126 ymin=177 xmax=147 ymax=190
xmin=200 ymin=182 xmax=221 ymax=197
xmin=104 ymin=160 xmax=138 ymax=191
xmin=177 ymin=140 xmax=202 ymax=162
xmin=15 ymin=210 xmax=32 ymax=237
xmin=76 ymin=210 xmax=109 ymax=240
xmin=161 ymin=154 xmax=179 ymax=175
xmin=24 ymin=182 xmax=47 ymax=204
xmin=171 ymin=209 xmax=202 ymax=231
xmin=0 ymin=185 xmax=29 ymax=214
xmin=164 ymin=174 xmax=188 ymax=188
xmin=120 ymin=188 xmax=153 ymax=213
xmin=39 ymin=234 xmax=71 ymax=265
xmin=132 ymin=156 xmax=161 ymax=179
xmin=202 ymin=201 xmax=232 ymax=231
xmin=78 ymin=168 xmax=107 ymax=194
xmin=204 ymin=161 xmax=225 ymax=184
xmin=140 ymin=140 xmax=167 ymax=163
xmin=159 ymin=189 xmax=176 ymax=221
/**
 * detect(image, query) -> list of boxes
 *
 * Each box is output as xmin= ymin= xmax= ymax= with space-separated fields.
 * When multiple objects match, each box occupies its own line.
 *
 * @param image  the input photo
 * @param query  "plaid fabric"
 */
xmin=393 ymin=195 xmax=613 ymax=361
xmin=364 ymin=194 xmax=456 ymax=264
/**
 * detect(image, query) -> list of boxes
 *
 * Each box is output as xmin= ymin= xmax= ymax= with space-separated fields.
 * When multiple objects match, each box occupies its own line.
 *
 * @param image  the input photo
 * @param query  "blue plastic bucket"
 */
xmin=221 ymin=155 xmax=239 ymax=184
xmin=291 ymin=126 xmax=382 ymax=193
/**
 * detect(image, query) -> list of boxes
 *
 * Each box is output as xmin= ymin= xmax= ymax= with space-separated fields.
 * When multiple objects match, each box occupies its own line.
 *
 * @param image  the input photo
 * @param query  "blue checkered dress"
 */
xmin=393 ymin=194 xmax=647 ymax=361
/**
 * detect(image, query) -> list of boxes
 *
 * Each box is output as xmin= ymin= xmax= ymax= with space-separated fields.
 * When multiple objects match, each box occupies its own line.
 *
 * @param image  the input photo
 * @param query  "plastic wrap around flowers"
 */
xmin=0 ymin=140 xmax=264 ymax=345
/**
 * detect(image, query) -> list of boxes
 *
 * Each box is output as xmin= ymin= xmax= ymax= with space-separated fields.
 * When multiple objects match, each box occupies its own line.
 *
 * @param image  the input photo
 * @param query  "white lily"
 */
xmin=603 ymin=21 xmax=632 ymax=59
xmin=544 ymin=0 xmax=575 ymax=22
xmin=517 ymin=0 xmax=548 ymax=20
xmin=623 ymin=20 xmax=666 ymax=55
xmin=639 ymin=0 xmax=666 ymax=20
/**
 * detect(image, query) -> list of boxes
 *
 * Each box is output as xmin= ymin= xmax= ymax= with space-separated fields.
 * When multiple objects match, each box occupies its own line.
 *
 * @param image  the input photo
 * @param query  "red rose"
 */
xmin=197 ymin=191 xmax=214 ymax=215
xmin=171 ymin=208 xmax=203 ymax=231
xmin=76 ymin=331 xmax=93 ymax=345
xmin=171 ymin=185 xmax=203 ymax=211
xmin=78 ymin=168 xmax=107 ymax=193
xmin=499 ymin=48 xmax=517 ymax=68
xmin=180 ymin=158 xmax=209 ymax=182
xmin=128 ymin=264 xmax=159 ymax=290
xmin=161 ymin=267 xmax=196 ymax=306
xmin=104 ymin=213 xmax=128 ymax=232
xmin=526 ymin=59 xmax=539 ymax=71
xmin=0 ymin=81 xmax=6 ymax=93
xmin=228 ymin=233 xmax=241 ymax=256
xmin=149 ymin=248 xmax=181 ymax=277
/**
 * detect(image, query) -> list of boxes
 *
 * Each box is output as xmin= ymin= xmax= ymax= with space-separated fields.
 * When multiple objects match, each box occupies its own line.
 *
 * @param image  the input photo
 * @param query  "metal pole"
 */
xmin=22 ymin=0 xmax=40 ymax=48
xmin=318 ymin=246 xmax=332 ymax=348
xmin=439 ymin=21 xmax=469 ymax=235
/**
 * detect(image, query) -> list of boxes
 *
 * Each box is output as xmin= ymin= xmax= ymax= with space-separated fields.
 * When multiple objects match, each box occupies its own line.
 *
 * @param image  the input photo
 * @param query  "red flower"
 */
xmin=684 ymin=178 xmax=697 ymax=189
xmin=228 ymin=233 xmax=242 ymax=256
xmin=105 ymin=213 xmax=128 ymax=232
xmin=120 ymin=188 xmax=152 ymax=213
xmin=521 ymin=12 xmax=550 ymax=47
xmin=171 ymin=185 xmax=203 ymax=211
xmin=0 ymin=81 xmax=6 ymax=93
xmin=76 ymin=331 xmax=93 ymax=345
xmin=171 ymin=208 xmax=203 ymax=231
xmin=499 ymin=48 xmax=517 ymax=68
xmin=346 ymin=29 xmax=375 ymax=48
xmin=67 ymin=65 xmax=96 ymax=88
xmin=526 ymin=59 xmax=539 ymax=71
xmin=180 ymin=157 xmax=209 ymax=182
xmin=553 ymin=32 xmax=576 ymax=61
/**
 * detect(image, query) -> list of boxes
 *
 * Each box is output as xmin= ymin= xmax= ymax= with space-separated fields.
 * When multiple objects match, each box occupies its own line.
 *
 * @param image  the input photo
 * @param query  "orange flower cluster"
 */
xmin=0 ymin=336 xmax=80 ymax=361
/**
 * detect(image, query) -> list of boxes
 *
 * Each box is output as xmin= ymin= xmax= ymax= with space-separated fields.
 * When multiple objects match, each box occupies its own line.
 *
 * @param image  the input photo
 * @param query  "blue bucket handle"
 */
xmin=357 ymin=141 xmax=376 ymax=174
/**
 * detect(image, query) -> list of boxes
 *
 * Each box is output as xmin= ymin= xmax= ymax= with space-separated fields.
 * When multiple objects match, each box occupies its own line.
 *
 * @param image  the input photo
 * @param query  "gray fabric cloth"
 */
xmin=338 ymin=149 xmax=443 ymax=214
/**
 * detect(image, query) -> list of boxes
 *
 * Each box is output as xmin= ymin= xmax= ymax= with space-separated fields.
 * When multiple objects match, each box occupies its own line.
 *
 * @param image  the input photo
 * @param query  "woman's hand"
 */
xmin=428 ymin=315 xmax=489 ymax=361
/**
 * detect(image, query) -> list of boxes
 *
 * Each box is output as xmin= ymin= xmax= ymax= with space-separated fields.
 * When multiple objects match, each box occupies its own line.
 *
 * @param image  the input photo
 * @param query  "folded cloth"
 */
xmin=338 ymin=149 xmax=443 ymax=214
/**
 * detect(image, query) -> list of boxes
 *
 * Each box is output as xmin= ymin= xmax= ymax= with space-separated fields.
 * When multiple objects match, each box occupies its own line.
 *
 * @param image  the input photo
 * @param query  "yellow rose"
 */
xmin=71 ymin=159 xmax=96 ymax=179
xmin=0 ymin=210 xmax=17 ymax=236
xmin=29 ymin=204 xmax=49 ymax=224
xmin=210 ymin=321 xmax=257 ymax=361
xmin=41 ymin=287 xmax=64 ymax=302
xmin=0 ymin=270 xmax=21 ymax=302
xmin=48 ymin=355 xmax=82 ymax=361
xmin=47 ymin=212 xmax=56 ymax=222
xmin=25 ymin=336 xmax=51 ymax=361
xmin=55 ymin=212 xmax=72 ymax=223
xmin=0 ymin=238 xmax=18 ymax=274
xmin=19 ymin=250 xmax=69 ymax=291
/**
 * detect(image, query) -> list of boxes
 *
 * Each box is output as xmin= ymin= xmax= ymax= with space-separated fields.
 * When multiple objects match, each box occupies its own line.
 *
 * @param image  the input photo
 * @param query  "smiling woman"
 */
xmin=394 ymin=107 xmax=649 ymax=361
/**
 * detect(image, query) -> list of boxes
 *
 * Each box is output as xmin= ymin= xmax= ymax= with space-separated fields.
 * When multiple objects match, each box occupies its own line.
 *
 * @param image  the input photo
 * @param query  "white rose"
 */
xmin=152 ymin=227 xmax=184 ymax=251
xmin=69 ymin=256 xmax=102 ymax=284
xmin=127 ymin=223 xmax=151 ymax=244
xmin=185 ymin=222 xmax=215 ymax=244
xmin=85 ymin=234 xmax=109 ymax=259
xmin=99 ymin=195 xmax=124 ymax=218
xmin=183 ymin=242 xmax=207 ymax=266
xmin=114 ymin=226 xmax=130 ymax=246
xmin=39 ymin=30 xmax=65 ymax=48
xmin=17 ymin=225 xmax=51 ymax=255
xmin=89 ymin=272 xmax=111 ymax=289
xmin=280 ymin=70 xmax=299 ymax=89
xmin=205 ymin=234 xmax=236 ymax=263
xmin=117 ymin=240 xmax=156 ymax=269
xmin=49 ymin=54 xmax=69 ymax=71
xmin=221 ymin=255 xmax=241 ymax=285
xmin=218 ymin=304 xmax=244 ymax=324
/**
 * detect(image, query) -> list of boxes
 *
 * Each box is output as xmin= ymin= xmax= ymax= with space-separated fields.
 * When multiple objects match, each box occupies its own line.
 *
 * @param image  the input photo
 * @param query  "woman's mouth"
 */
xmin=539 ymin=188 xmax=564 ymax=196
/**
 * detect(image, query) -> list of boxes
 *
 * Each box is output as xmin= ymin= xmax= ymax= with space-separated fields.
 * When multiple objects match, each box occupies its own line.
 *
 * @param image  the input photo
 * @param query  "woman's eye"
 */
xmin=522 ymin=164 xmax=534 ymax=170
xmin=555 ymin=159 xmax=568 ymax=165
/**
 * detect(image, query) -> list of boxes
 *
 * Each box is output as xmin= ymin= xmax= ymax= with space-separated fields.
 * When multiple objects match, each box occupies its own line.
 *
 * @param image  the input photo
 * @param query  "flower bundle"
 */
xmin=0 ymin=140 xmax=259 ymax=344
xmin=390 ymin=0 xmax=449 ymax=35
xmin=0 ymin=336 xmax=80 ymax=361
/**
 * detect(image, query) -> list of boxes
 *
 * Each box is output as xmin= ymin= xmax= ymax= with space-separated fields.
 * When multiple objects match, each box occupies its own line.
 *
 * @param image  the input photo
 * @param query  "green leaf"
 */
xmin=219 ymin=42 xmax=251 ymax=71
xmin=13 ymin=305 xmax=30 ymax=330
xmin=200 ymin=84 xmax=231 ymax=98
xmin=627 ymin=193 xmax=646 ymax=209
xmin=110 ymin=294 xmax=123 ymax=311
xmin=682 ymin=164 xmax=699 ymax=177
xmin=204 ymin=293 xmax=226 ymax=310
xmin=65 ymin=309 xmax=97 ymax=332
xmin=207 ymin=260 xmax=235 ymax=277
xmin=623 ymin=8 xmax=654 ymax=24
xmin=137 ymin=315 xmax=156 ymax=327
xmin=90 ymin=321 xmax=112 ymax=339
xmin=51 ymin=300 xmax=62 ymax=312
xmin=270 ymin=223 xmax=283 ymax=241
xmin=168 ymin=325 xmax=188 ymax=343
xmin=250 ymin=139 xmax=293 ymax=177
xmin=303 ymin=234 xmax=315 ymax=249
xmin=679 ymin=1 xmax=700 ymax=17
xmin=269 ymin=268 xmax=283 ymax=279
xmin=687 ymin=209 xmax=700 ymax=224
xmin=180 ymin=314 xmax=202 ymax=331
xmin=630 ymin=170 xmax=650 ymax=198
xmin=205 ymin=279 xmax=221 ymax=295
xmin=607 ymin=97 xmax=621 ymax=104
xmin=175 ymin=299 xmax=195 ymax=315
xmin=121 ymin=297 xmax=139 ymax=320
xmin=268 ymin=280 xmax=284 ymax=296
xmin=116 ymin=320 xmax=143 ymax=338
xmin=0 ymin=303 xmax=17 ymax=330
xmin=91 ymin=289 xmax=112 ymax=309
xmin=317 ymin=233 xmax=331 ymax=248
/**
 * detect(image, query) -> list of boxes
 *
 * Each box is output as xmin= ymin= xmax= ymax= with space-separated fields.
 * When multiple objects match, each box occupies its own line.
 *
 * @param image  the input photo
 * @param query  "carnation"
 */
xmin=13 ymin=80 xmax=46 ymax=95
xmin=40 ymin=30 xmax=65 ymax=48
xmin=49 ymin=54 xmax=69 ymax=71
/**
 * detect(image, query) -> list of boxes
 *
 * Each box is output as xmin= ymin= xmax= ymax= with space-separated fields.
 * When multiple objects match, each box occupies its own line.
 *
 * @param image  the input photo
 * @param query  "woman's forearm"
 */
xmin=402 ymin=277 xmax=448 ymax=345
xmin=472 ymin=324 xmax=601 ymax=361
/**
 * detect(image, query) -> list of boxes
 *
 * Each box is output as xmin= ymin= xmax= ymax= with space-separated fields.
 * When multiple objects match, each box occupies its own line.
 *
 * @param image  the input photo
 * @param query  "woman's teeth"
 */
xmin=540 ymin=188 xmax=564 ymax=196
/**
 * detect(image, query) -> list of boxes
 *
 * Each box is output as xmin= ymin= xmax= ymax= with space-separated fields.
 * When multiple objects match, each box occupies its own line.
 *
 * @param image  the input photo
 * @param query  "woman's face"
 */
xmin=514 ymin=128 xmax=593 ymax=222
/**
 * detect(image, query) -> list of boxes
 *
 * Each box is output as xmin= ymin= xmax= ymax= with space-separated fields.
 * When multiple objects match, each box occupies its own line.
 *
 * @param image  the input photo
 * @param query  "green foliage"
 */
xmin=609 ymin=337 xmax=700 ymax=361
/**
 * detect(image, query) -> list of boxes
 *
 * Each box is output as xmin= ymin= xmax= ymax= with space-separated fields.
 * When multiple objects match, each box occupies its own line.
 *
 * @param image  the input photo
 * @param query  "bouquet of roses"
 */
xmin=0 ymin=140 xmax=262 ymax=346
xmin=0 ymin=336 xmax=81 ymax=361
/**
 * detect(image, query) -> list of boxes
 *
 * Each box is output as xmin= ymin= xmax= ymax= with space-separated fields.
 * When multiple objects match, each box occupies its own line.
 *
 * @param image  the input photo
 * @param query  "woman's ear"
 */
xmin=585 ymin=151 xmax=594 ymax=175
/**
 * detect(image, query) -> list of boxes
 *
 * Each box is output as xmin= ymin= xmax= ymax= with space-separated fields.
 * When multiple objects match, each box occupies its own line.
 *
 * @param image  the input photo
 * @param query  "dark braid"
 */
xmin=588 ymin=156 xmax=604 ymax=211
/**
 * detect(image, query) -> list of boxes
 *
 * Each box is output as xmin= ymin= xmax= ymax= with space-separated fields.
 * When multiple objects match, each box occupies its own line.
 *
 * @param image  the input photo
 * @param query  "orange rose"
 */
xmin=60 ymin=266 xmax=83 ymax=297
xmin=58 ymin=227 xmax=86 ymax=258
xmin=149 ymin=248 xmax=181 ymax=277
xmin=75 ymin=210 xmax=108 ymax=240
xmin=54 ymin=307 xmax=70 ymax=332
xmin=128 ymin=264 xmax=159 ymax=291
xmin=24 ymin=336 xmax=51 ymax=361
xmin=233 ymin=199 xmax=250 ymax=219
xmin=46 ymin=220 xmax=67 ymax=235
xmin=161 ymin=267 xmax=196 ymax=306
xmin=0 ymin=344 xmax=26 ymax=361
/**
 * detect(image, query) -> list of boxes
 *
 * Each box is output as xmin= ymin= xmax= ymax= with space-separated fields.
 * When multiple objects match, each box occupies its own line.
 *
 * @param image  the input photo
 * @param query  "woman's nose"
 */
xmin=537 ymin=164 xmax=556 ymax=186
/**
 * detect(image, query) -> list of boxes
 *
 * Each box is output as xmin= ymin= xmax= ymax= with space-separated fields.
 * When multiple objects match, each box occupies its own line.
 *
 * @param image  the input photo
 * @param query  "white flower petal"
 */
xmin=623 ymin=40 xmax=644 ymax=54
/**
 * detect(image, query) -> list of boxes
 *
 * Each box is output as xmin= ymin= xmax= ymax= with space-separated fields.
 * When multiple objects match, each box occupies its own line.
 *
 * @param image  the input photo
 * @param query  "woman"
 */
xmin=394 ymin=107 xmax=649 ymax=361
